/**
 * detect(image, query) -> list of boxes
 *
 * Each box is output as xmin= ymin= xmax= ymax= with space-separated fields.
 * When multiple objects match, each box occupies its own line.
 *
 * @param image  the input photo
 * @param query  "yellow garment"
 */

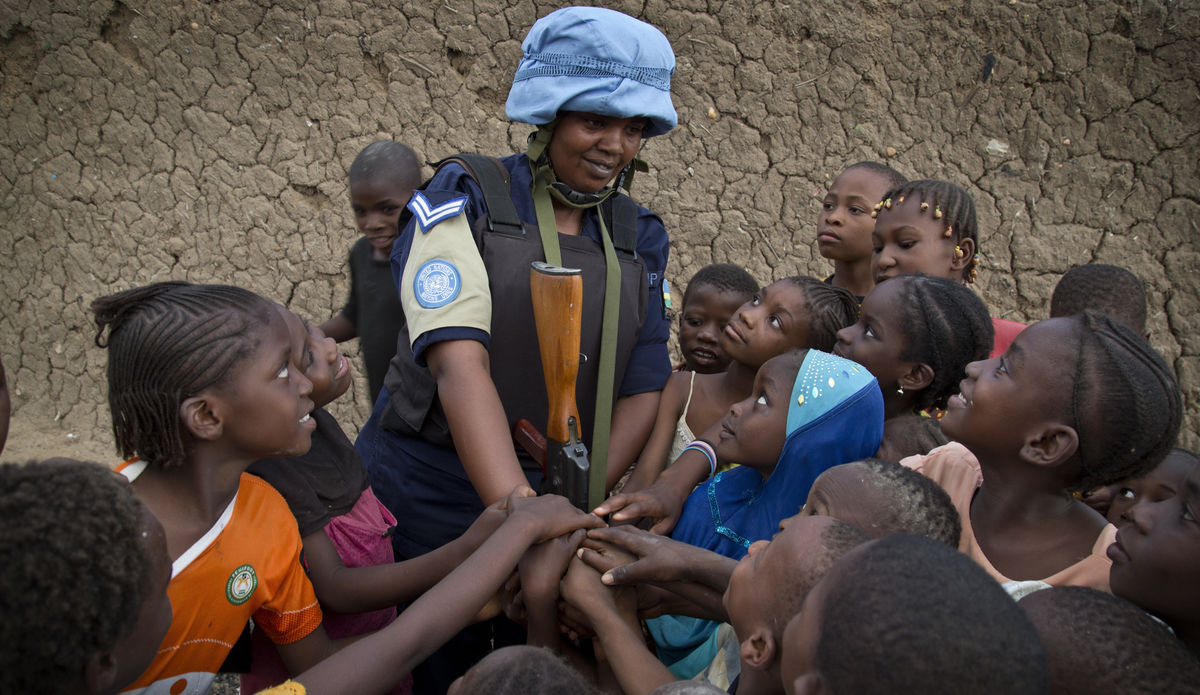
xmin=260 ymin=681 xmax=306 ymax=695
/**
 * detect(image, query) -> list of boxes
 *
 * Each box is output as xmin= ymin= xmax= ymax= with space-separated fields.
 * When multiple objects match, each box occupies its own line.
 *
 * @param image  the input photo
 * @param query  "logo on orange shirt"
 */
xmin=226 ymin=564 xmax=258 ymax=605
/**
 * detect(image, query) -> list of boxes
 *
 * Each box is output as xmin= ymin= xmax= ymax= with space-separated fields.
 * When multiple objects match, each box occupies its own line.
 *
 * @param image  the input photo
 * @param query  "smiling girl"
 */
xmin=903 ymin=313 xmax=1182 ymax=590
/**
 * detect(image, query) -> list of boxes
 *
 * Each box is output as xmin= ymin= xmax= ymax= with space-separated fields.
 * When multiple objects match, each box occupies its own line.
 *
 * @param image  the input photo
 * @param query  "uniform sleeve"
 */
xmin=618 ymin=208 xmax=672 ymax=396
xmin=391 ymin=169 xmax=493 ymax=366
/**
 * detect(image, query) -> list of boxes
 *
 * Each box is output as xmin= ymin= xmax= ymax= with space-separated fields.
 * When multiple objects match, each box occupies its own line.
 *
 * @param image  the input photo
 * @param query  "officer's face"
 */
xmin=548 ymin=112 xmax=645 ymax=193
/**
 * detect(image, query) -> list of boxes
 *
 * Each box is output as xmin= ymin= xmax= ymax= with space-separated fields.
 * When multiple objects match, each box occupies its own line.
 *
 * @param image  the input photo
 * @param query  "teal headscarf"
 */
xmin=672 ymin=349 xmax=884 ymax=559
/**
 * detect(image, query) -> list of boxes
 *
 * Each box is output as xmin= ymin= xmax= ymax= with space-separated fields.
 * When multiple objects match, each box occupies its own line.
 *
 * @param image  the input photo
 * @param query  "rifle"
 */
xmin=525 ymin=260 xmax=591 ymax=510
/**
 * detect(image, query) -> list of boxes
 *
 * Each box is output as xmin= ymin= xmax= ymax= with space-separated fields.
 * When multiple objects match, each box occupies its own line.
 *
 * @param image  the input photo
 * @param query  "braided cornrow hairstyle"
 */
xmin=91 ymin=281 xmax=275 ymax=468
xmin=879 ymin=179 xmax=980 ymax=282
xmin=1066 ymin=312 xmax=1182 ymax=491
xmin=890 ymin=275 xmax=994 ymax=411
xmin=780 ymin=276 xmax=859 ymax=352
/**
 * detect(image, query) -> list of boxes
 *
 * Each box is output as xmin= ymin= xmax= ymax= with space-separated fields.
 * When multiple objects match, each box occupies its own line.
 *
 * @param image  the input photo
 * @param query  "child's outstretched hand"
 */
xmin=561 ymin=556 xmax=630 ymax=626
xmin=581 ymin=525 xmax=701 ymax=586
xmin=504 ymin=489 xmax=606 ymax=543
xmin=591 ymin=481 xmax=687 ymax=535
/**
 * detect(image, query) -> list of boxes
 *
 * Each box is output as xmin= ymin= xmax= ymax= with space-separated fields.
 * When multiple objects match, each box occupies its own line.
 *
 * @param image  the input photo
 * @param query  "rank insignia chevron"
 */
xmin=408 ymin=191 xmax=468 ymax=233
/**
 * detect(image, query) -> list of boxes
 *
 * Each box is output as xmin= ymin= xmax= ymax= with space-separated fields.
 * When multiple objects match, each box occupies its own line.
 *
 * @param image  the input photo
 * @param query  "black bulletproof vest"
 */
xmin=380 ymin=155 xmax=648 ymax=462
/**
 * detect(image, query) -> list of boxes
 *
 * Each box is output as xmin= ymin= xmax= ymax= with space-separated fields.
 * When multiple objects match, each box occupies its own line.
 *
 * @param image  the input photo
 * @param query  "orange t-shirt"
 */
xmin=902 ymin=443 xmax=1117 ymax=591
xmin=118 ymin=460 xmax=323 ymax=694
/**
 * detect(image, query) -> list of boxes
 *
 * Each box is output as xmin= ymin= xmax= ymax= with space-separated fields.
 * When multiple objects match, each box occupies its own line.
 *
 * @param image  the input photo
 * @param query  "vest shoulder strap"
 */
xmin=602 ymin=193 xmax=639 ymax=258
xmin=430 ymin=154 xmax=526 ymax=237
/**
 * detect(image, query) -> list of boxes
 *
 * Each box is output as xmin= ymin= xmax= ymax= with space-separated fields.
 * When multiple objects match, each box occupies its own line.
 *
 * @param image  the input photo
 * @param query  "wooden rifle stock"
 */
xmin=529 ymin=261 xmax=590 ymax=509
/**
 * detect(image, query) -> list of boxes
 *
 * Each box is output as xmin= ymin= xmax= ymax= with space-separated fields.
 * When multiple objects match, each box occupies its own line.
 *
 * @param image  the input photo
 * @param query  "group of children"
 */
xmin=1 ymin=127 xmax=1198 ymax=695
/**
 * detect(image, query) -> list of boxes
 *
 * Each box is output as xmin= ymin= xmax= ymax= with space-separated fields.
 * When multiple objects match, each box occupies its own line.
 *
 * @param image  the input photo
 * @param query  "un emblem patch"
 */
xmin=414 ymin=259 xmax=461 ymax=308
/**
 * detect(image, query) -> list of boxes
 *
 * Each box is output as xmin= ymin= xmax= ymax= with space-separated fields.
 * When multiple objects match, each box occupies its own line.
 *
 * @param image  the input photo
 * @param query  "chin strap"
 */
xmin=525 ymin=123 xmax=631 ymax=508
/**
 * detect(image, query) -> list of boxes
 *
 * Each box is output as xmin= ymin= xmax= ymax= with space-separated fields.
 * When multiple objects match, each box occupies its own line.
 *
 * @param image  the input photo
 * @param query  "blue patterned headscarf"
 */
xmin=671 ymin=350 xmax=884 ymax=560
xmin=505 ymin=7 xmax=677 ymax=137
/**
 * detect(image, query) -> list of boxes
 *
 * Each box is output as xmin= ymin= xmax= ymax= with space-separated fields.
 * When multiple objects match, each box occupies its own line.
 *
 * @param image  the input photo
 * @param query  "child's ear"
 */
xmin=1020 ymin=423 xmax=1079 ymax=468
xmin=898 ymin=362 xmax=935 ymax=394
xmin=950 ymin=237 xmax=976 ymax=273
xmin=83 ymin=651 xmax=117 ymax=693
xmin=739 ymin=629 xmax=778 ymax=671
xmin=180 ymin=395 xmax=223 ymax=441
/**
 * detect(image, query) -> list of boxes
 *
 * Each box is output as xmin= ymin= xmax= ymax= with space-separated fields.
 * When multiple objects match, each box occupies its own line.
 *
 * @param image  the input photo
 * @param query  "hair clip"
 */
xmin=898 ymin=195 xmax=905 ymax=204
xmin=943 ymin=224 xmax=954 ymax=238
xmin=870 ymin=211 xmax=877 ymax=218
xmin=920 ymin=202 xmax=929 ymax=212
xmin=933 ymin=206 xmax=943 ymax=219
xmin=954 ymin=245 xmax=965 ymax=259
xmin=885 ymin=198 xmax=893 ymax=209
xmin=874 ymin=201 xmax=885 ymax=211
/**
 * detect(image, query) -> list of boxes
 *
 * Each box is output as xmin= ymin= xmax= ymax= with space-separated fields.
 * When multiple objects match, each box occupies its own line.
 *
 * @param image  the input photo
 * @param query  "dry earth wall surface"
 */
xmin=0 ymin=0 xmax=1197 ymax=463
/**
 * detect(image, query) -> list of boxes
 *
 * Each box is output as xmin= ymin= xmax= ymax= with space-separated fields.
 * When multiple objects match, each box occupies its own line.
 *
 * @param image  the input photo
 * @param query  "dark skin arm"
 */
xmin=319 ymin=315 xmax=357 ymax=343
xmin=579 ymin=530 xmax=733 ymax=622
xmin=605 ymin=390 xmax=662 ymax=491
xmin=592 ymin=441 xmax=714 ymax=534
xmin=301 ymin=503 xmax=506 ymax=615
xmin=621 ymin=373 xmax=689 ymax=494
xmin=426 ymin=340 xmax=530 ymax=505
xmin=518 ymin=528 xmax=588 ymax=648
xmin=582 ymin=526 xmax=737 ymax=593
xmin=561 ymin=557 xmax=676 ymax=695
xmin=291 ymin=489 xmax=605 ymax=695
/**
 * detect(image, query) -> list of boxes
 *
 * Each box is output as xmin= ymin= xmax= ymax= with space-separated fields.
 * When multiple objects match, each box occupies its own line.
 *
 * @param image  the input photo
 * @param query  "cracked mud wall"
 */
xmin=0 ymin=0 xmax=1197 ymax=460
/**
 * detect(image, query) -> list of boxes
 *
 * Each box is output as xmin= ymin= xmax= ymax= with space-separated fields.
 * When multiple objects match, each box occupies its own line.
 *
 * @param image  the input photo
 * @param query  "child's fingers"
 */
xmin=648 ymin=513 xmax=679 ymax=536
xmin=563 ymin=527 xmax=588 ymax=553
xmin=592 ymin=490 xmax=647 ymax=518
xmin=576 ymin=546 xmax=623 ymax=575
xmin=586 ymin=525 xmax=655 ymax=553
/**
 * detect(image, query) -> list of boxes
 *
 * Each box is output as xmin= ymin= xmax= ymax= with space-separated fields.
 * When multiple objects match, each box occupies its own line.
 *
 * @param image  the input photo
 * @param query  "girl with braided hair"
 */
xmin=832 ymin=274 xmax=994 ymax=420
xmin=870 ymin=178 xmax=1026 ymax=356
xmin=903 ymin=312 xmax=1183 ymax=590
xmin=624 ymin=276 xmax=859 ymax=493
xmin=91 ymin=281 xmax=342 ymax=694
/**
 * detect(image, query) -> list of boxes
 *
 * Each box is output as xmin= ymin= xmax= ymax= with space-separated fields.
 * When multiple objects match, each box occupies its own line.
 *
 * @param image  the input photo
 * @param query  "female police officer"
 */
xmin=355 ymin=8 xmax=677 ymax=690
